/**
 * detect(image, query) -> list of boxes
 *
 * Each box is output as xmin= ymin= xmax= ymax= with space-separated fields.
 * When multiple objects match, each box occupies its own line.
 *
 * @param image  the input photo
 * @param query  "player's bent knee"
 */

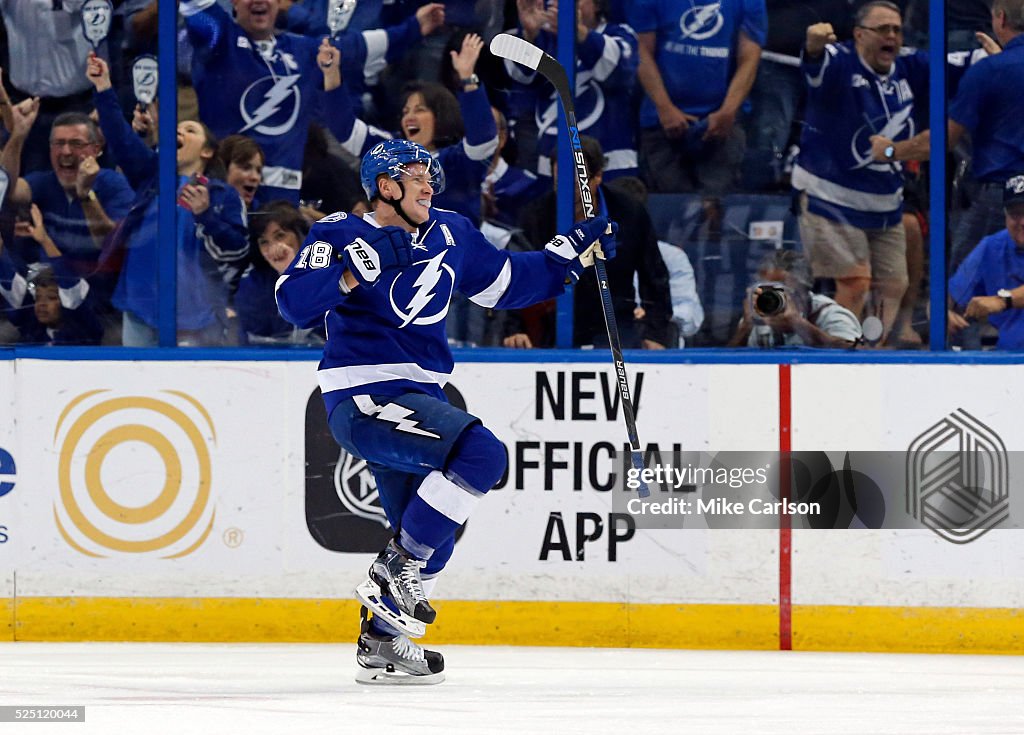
xmin=445 ymin=424 xmax=507 ymax=494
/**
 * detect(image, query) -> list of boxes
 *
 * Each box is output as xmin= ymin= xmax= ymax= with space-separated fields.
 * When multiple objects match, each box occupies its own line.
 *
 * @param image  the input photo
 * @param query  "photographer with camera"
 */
xmin=728 ymin=250 xmax=862 ymax=348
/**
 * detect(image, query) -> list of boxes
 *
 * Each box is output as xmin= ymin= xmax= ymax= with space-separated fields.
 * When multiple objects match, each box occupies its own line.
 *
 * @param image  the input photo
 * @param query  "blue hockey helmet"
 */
xmin=360 ymin=139 xmax=446 ymax=200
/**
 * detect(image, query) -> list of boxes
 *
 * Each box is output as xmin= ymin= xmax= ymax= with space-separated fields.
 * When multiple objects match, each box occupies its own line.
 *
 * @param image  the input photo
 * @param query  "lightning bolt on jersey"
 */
xmin=629 ymin=0 xmax=768 ymax=127
xmin=180 ymin=0 xmax=394 ymax=203
xmin=276 ymin=209 xmax=574 ymax=416
xmin=503 ymin=24 xmax=640 ymax=180
xmin=792 ymin=42 xmax=929 ymax=230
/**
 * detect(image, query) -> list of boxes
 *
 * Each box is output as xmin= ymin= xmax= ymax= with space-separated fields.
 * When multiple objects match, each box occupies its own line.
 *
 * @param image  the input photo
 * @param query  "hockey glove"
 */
xmin=543 ymin=216 xmax=609 ymax=268
xmin=343 ymin=226 xmax=414 ymax=288
xmin=578 ymin=220 xmax=618 ymax=267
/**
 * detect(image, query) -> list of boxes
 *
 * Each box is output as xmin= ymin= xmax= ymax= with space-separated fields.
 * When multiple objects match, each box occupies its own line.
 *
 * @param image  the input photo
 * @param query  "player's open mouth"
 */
xmin=417 ymin=199 xmax=431 ymax=208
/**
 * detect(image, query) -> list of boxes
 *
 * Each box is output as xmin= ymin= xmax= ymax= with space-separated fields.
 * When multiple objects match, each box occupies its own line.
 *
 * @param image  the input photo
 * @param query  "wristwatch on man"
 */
xmin=997 ymin=288 xmax=1014 ymax=310
xmin=883 ymin=144 xmax=896 ymax=161
xmin=460 ymin=74 xmax=480 ymax=90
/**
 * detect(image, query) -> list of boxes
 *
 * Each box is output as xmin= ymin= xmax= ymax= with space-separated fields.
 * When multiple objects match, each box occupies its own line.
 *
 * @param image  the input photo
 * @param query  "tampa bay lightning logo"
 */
xmin=239 ymin=74 xmax=302 ymax=136
xmin=388 ymin=251 xmax=455 ymax=328
xmin=537 ymin=77 xmax=604 ymax=138
xmin=851 ymin=107 xmax=915 ymax=171
xmin=679 ymin=2 xmax=724 ymax=40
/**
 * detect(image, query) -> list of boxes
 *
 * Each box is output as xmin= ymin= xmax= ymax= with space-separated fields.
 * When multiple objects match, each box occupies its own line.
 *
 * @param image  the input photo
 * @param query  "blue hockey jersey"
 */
xmin=276 ymin=209 xmax=575 ymax=416
xmin=180 ymin=0 xmax=419 ymax=203
xmin=279 ymin=0 xmax=383 ymax=36
xmin=792 ymin=41 xmax=929 ymax=230
xmin=503 ymin=23 xmax=640 ymax=180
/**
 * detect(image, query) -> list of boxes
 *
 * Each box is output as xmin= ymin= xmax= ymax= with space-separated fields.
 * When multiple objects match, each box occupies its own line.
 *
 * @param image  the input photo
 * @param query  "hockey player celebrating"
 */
xmin=276 ymin=139 xmax=616 ymax=684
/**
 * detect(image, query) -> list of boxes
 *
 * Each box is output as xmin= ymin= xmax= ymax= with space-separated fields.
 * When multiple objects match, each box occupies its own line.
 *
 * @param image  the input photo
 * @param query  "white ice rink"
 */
xmin=1 ymin=643 xmax=1022 ymax=734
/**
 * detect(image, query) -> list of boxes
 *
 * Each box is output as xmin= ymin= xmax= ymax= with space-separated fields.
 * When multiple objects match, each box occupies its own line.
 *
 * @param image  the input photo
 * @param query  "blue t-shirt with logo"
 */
xmin=628 ymin=0 xmax=767 ymax=127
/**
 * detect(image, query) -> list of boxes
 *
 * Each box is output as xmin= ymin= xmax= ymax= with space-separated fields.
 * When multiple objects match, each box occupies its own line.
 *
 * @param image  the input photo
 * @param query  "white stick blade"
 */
xmin=489 ymin=33 xmax=543 ymax=70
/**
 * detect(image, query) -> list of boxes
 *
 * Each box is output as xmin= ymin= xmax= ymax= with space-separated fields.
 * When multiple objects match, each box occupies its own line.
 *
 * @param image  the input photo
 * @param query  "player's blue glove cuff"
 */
xmin=543 ymin=216 xmax=609 ymax=267
xmin=343 ymin=226 xmax=414 ymax=288
xmin=588 ymin=220 xmax=618 ymax=264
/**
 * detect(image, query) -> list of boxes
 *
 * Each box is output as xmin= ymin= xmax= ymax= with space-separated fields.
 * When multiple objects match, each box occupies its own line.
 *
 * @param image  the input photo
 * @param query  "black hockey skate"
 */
xmin=355 ymin=607 xmax=445 ymax=685
xmin=354 ymin=539 xmax=436 ymax=638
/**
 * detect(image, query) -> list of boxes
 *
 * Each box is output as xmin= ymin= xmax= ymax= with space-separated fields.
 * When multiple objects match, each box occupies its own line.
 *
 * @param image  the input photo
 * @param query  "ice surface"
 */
xmin=0 ymin=643 xmax=1022 ymax=734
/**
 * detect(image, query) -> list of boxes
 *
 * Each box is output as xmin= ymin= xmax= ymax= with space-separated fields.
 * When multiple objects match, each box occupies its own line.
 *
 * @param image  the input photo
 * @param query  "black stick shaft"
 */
xmin=490 ymin=33 xmax=649 ymax=496
xmin=559 ymin=100 xmax=649 ymax=497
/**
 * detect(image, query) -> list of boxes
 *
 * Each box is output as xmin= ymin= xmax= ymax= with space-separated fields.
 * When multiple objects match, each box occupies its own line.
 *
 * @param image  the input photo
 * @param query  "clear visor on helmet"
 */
xmin=393 ymin=158 xmax=446 ymax=196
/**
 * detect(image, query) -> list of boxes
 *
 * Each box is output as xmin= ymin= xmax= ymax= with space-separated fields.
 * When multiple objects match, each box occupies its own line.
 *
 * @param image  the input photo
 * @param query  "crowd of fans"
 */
xmin=0 ymin=0 xmax=1021 ymax=349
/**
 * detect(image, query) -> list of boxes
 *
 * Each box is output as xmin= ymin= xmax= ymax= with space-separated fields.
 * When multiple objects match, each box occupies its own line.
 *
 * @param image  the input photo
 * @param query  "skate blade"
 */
xmin=354 ymin=579 xmax=427 ymax=638
xmin=355 ymin=667 xmax=445 ymax=686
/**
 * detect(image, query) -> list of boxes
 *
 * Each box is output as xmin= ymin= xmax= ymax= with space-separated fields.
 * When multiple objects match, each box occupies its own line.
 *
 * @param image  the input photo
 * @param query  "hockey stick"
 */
xmin=489 ymin=33 xmax=650 ymax=498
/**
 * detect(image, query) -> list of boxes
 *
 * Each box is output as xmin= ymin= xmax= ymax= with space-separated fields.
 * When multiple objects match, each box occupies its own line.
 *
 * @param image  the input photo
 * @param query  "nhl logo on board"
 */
xmin=334 ymin=449 xmax=389 ymax=527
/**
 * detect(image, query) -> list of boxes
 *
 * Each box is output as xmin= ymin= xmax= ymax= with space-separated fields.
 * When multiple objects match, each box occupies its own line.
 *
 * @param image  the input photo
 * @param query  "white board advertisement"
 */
xmin=3 ymin=359 xmax=778 ymax=607
xmin=0 ymin=360 xmax=15 ymax=601
xmin=790 ymin=364 xmax=1024 ymax=608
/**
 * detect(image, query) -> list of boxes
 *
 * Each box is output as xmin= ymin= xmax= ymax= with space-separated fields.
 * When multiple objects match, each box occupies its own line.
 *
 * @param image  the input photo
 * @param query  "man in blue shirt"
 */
xmin=948 ymin=0 xmax=1024 ymax=266
xmin=949 ymin=174 xmax=1024 ymax=349
xmin=630 ymin=0 xmax=767 ymax=194
xmin=2 ymin=103 xmax=135 ymax=315
xmin=869 ymin=0 xmax=1024 ymax=269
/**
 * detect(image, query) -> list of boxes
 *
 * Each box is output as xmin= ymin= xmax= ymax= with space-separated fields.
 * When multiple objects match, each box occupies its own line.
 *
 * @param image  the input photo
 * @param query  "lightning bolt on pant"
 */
xmin=328 ymin=392 xmax=508 ymax=569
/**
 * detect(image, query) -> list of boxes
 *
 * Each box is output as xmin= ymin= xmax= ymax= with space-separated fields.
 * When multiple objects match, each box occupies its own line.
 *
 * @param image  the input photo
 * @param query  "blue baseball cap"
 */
xmin=1004 ymin=174 xmax=1024 ymax=209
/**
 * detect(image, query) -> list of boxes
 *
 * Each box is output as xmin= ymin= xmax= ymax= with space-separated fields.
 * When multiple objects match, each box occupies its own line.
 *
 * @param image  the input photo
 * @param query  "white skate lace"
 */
xmin=392 ymin=634 xmax=426 ymax=663
xmin=399 ymin=559 xmax=428 ymax=604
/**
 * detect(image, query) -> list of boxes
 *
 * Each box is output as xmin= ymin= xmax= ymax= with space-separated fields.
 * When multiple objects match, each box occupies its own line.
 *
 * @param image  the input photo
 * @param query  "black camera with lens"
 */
xmin=751 ymin=282 xmax=788 ymax=317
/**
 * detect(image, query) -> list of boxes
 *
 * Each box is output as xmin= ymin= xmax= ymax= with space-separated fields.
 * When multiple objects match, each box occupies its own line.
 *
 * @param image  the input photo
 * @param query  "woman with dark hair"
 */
xmin=87 ymin=53 xmax=249 ymax=347
xmin=317 ymin=35 xmax=497 ymax=223
xmin=399 ymin=81 xmax=466 ymax=149
xmin=235 ymin=201 xmax=324 ymax=345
